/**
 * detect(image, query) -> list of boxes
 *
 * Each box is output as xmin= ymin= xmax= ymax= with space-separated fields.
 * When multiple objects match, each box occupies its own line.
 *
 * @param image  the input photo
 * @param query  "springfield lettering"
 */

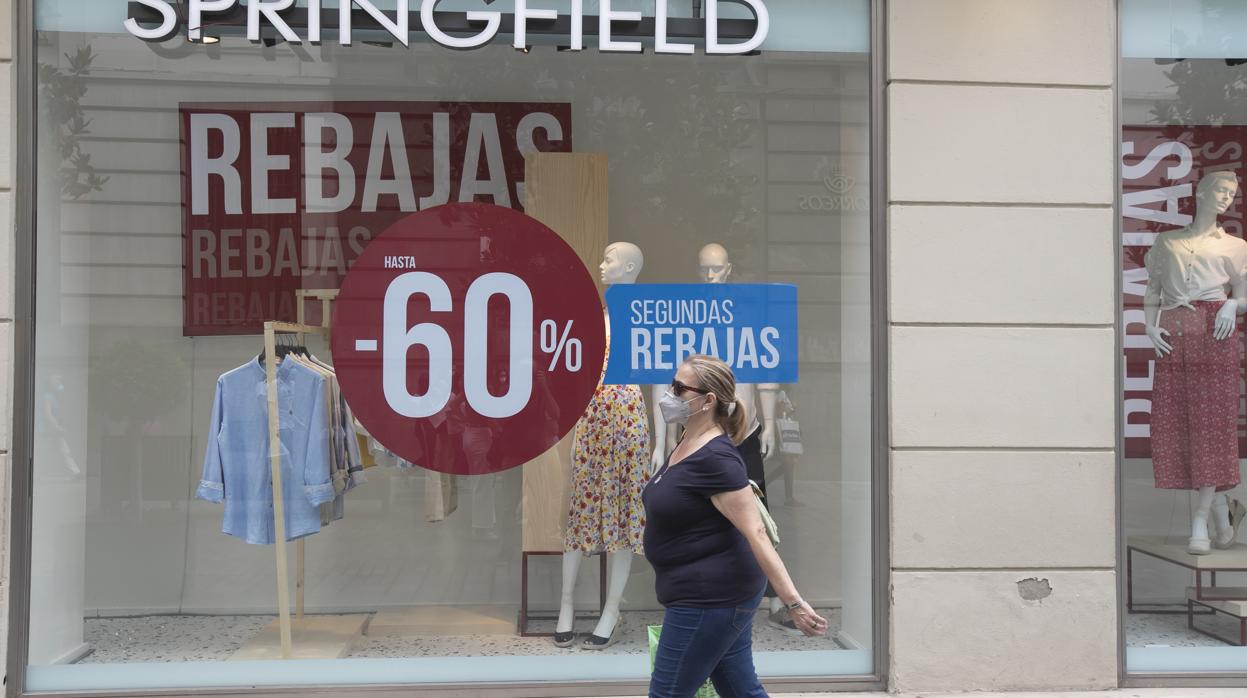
xmin=182 ymin=101 xmax=571 ymax=336
xmin=126 ymin=0 xmax=770 ymax=55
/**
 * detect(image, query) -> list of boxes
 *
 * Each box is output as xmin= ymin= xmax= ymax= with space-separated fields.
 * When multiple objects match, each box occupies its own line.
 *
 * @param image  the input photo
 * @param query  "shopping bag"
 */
xmin=750 ymin=480 xmax=780 ymax=547
xmin=647 ymin=625 xmax=720 ymax=698
xmin=776 ymin=416 xmax=803 ymax=455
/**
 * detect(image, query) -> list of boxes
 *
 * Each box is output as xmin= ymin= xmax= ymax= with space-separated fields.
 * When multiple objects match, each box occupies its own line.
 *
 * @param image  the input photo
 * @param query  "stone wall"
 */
xmin=886 ymin=0 xmax=1119 ymax=691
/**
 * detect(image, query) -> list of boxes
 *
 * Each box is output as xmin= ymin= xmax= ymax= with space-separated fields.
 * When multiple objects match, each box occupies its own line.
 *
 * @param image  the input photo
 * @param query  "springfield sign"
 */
xmin=126 ymin=0 xmax=770 ymax=54
xmin=181 ymin=101 xmax=571 ymax=336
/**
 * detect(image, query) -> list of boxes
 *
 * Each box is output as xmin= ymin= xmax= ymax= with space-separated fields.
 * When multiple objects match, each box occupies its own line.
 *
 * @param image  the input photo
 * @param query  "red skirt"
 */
xmin=1151 ymin=301 xmax=1242 ymax=491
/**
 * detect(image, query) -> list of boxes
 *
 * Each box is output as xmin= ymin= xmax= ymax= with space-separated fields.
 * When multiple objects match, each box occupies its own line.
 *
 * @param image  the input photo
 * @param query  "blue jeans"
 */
xmin=649 ymin=589 xmax=767 ymax=698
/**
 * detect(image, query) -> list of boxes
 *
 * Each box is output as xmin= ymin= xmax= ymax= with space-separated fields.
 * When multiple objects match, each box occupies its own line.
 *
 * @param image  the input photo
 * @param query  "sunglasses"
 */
xmin=671 ymin=380 xmax=710 ymax=397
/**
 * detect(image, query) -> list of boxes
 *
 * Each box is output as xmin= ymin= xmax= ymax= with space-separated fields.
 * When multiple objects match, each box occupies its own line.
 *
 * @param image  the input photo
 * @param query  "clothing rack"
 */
xmin=294 ymin=290 xmax=337 ymax=621
xmin=264 ymin=289 xmax=338 ymax=659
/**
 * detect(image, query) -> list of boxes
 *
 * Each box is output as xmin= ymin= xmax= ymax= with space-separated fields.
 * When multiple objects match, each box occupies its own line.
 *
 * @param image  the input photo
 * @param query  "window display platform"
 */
xmin=1126 ymin=536 xmax=1247 ymax=614
xmin=78 ymin=609 xmax=845 ymax=664
xmin=1186 ymin=587 xmax=1247 ymax=646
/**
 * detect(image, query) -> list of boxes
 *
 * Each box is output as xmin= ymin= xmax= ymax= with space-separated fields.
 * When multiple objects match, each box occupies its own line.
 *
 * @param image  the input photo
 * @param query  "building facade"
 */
xmin=0 ymin=1 xmax=1242 ymax=696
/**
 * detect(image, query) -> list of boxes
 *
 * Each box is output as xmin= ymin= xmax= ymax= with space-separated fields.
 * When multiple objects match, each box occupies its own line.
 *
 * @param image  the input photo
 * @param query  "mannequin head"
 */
xmin=600 ymin=242 xmax=644 ymax=285
xmin=698 ymin=243 xmax=732 ymax=284
xmin=1196 ymin=171 xmax=1239 ymax=217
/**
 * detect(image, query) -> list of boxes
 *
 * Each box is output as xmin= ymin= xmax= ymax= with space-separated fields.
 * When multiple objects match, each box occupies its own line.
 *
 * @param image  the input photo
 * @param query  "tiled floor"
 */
xmin=82 ymin=615 xmax=274 ymax=663
xmin=79 ymin=607 xmax=844 ymax=664
xmin=1125 ymin=607 xmax=1244 ymax=647
xmin=77 ymin=598 xmax=1247 ymax=663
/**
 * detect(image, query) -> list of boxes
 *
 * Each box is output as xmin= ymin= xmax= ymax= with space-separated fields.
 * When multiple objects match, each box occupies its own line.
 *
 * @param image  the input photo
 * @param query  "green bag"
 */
xmin=647 ymin=625 xmax=720 ymax=698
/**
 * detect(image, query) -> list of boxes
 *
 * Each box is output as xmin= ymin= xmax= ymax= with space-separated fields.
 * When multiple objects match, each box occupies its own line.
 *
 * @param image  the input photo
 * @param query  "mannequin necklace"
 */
xmin=1178 ymin=228 xmax=1206 ymax=256
xmin=1180 ymin=224 xmax=1221 ymax=255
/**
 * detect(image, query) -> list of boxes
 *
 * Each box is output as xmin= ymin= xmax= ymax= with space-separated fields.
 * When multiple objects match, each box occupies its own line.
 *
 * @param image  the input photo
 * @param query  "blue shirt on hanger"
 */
xmin=197 ymin=357 xmax=336 ymax=545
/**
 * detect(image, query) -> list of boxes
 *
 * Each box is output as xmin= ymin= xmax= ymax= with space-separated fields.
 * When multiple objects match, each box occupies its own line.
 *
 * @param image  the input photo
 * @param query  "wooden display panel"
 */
xmin=229 ymin=615 xmax=371 ymax=661
xmin=520 ymin=152 xmax=609 ymax=553
xmin=369 ymin=606 xmax=517 ymax=637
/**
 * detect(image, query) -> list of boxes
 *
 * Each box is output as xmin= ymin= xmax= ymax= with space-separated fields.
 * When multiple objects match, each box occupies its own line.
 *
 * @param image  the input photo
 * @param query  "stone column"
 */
xmin=887 ymin=0 xmax=1118 ymax=691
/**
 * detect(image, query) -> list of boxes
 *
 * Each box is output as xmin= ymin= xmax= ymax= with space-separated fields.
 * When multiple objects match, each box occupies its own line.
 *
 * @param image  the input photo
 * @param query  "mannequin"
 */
xmin=651 ymin=244 xmax=777 ymax=488
xmin=555 ymin=242 xmax=651 ymax=649
xmin=776 ymin=387 xmax=802 ymax=507
xmin=650 ymin=243 xmax=786 ymax=620
xmin=1144 ymin=170 xmax=1247 ymax=554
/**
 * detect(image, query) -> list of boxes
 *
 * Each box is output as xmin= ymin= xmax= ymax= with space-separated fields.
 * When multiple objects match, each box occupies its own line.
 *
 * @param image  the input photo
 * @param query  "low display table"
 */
xmin=517 ymin=551 xmax=606 ymax=637
xmin=1186 ymin=587 xmax=1247 ymax=646
xmin=1126 ymin=536 xmax=1247 ymax=615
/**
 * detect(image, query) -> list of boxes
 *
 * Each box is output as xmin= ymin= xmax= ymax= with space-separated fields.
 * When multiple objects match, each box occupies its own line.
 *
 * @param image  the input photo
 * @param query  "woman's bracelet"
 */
xmin=785 ymin=598 xmax=804 ymax=611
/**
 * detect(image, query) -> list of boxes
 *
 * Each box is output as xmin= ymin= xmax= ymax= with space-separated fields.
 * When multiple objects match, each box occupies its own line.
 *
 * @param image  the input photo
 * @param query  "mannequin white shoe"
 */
xmin=1189 ymin=506 xmax=1213 ymax=555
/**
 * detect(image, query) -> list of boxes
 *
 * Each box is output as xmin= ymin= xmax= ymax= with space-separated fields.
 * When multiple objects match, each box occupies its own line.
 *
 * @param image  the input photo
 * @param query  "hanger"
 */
xmin=258 ymin=332 xmax=309 ymax=364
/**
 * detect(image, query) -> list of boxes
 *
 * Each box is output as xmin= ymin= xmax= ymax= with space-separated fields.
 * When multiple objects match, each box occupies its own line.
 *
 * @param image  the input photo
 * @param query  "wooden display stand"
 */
xmin=230 ymin=614 xmax=371 ymax=661
xmin=293 ymin=290 xmax=338 ymax=621
xmin=518 ymin=152 xmax=611 ymax=636
xmin=231 ymin=290 xmax=368 ymax=661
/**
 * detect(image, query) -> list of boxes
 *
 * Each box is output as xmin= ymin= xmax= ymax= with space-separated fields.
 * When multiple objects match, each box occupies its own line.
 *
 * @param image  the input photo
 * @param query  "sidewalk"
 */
xmin=771 ymin=692 xmax=1244 ymax=698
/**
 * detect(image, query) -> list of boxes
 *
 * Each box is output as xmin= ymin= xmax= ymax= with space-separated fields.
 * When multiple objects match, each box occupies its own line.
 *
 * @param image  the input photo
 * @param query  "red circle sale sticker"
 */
xmin=332 ymin=203 xmax=606 ymax=475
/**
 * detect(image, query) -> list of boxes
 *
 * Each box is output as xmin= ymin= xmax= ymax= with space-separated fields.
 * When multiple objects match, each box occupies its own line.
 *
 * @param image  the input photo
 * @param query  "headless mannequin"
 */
xmin=776 ymin=388 xmax=801 ymax=506
xmin=1143 ymin=172 xmax=1246 ymax=554
xmin=556 ymin=242 xmax=644 ymax=643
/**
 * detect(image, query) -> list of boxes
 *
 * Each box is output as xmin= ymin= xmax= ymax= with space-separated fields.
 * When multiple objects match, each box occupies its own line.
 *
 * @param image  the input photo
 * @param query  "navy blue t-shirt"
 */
xmin=642 ymin=435 xmax=766 ymax=608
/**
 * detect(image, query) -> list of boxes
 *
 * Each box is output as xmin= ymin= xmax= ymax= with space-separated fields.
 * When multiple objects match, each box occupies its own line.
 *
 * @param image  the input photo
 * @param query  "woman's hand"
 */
xmin=784 ymin=599 xmax=828 ymax=637
xmin=712 ymin=486 xmax=827 ymax=638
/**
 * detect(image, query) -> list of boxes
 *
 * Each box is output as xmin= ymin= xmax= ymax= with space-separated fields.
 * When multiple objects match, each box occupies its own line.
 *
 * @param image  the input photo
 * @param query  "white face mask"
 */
xmin=659 ymin=391 xmax=703 ymax=425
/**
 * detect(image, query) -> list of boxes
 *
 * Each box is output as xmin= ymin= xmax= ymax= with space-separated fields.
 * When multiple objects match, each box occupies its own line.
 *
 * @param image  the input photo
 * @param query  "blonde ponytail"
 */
xmin=724 ymin=396 xmax=749 ymax=445
xmin=683 ymin=354 xmax=749 ymax=444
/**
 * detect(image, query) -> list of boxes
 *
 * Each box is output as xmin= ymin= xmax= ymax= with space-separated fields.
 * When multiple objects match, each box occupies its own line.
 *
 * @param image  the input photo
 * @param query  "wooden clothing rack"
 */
xmin=263 ymin=290 xmax=338 ymax=659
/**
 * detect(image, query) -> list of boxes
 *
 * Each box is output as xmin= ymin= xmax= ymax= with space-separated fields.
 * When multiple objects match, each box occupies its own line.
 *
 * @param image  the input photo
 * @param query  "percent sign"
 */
xmin=540 ymin=319 xmax=583 ymax=372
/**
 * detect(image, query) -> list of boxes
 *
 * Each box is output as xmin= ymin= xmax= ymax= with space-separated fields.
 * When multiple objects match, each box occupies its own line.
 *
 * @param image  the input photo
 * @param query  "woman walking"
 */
xmin=644 ymin=355 xmax=827 ymax=698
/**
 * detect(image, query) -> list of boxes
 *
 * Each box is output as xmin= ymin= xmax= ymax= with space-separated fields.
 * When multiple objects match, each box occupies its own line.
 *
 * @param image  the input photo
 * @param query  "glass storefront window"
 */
xmin=1123 ymin=0 xmax=1247 ymax=677
xmin=26 ymin=0 xmax=875 ymax=692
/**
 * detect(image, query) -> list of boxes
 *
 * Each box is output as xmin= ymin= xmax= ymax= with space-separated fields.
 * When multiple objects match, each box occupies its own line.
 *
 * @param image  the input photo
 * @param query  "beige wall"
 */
xmin=887 ymin=0 xmax=1118 ymax=692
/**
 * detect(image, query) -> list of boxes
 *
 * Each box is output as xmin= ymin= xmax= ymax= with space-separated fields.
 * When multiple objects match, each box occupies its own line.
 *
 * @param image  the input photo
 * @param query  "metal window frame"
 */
xmin=1113 ymin=0 xmax=1247 ymax=688
xmin=3 ymin=0 xmax=891 ymax=695
xmin=8 ymin=0 xmax=39 ymax=696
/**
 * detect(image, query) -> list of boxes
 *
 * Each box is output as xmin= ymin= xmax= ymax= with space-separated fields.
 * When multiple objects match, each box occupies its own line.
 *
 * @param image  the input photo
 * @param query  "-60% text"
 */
xmin=357 ymin=272 xmax=587 ymax=420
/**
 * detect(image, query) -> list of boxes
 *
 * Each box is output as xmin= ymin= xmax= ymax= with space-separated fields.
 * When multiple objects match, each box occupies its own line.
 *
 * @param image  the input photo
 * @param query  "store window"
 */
xmin=1123 ymin=0 xmax=1247 ymax=676
xmin=24 ymin=0 xmax=874 ymax=692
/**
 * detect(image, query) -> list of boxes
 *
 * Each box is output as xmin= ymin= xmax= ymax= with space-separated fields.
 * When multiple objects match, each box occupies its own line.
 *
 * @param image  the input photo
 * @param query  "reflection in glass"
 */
xmin=28 ymin=10 xmax=873 ymax=690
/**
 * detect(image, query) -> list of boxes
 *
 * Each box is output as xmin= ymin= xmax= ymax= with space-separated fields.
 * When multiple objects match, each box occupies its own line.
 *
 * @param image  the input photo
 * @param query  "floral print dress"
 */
xmin=564 ymin=340 xmax=650 ymax=554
